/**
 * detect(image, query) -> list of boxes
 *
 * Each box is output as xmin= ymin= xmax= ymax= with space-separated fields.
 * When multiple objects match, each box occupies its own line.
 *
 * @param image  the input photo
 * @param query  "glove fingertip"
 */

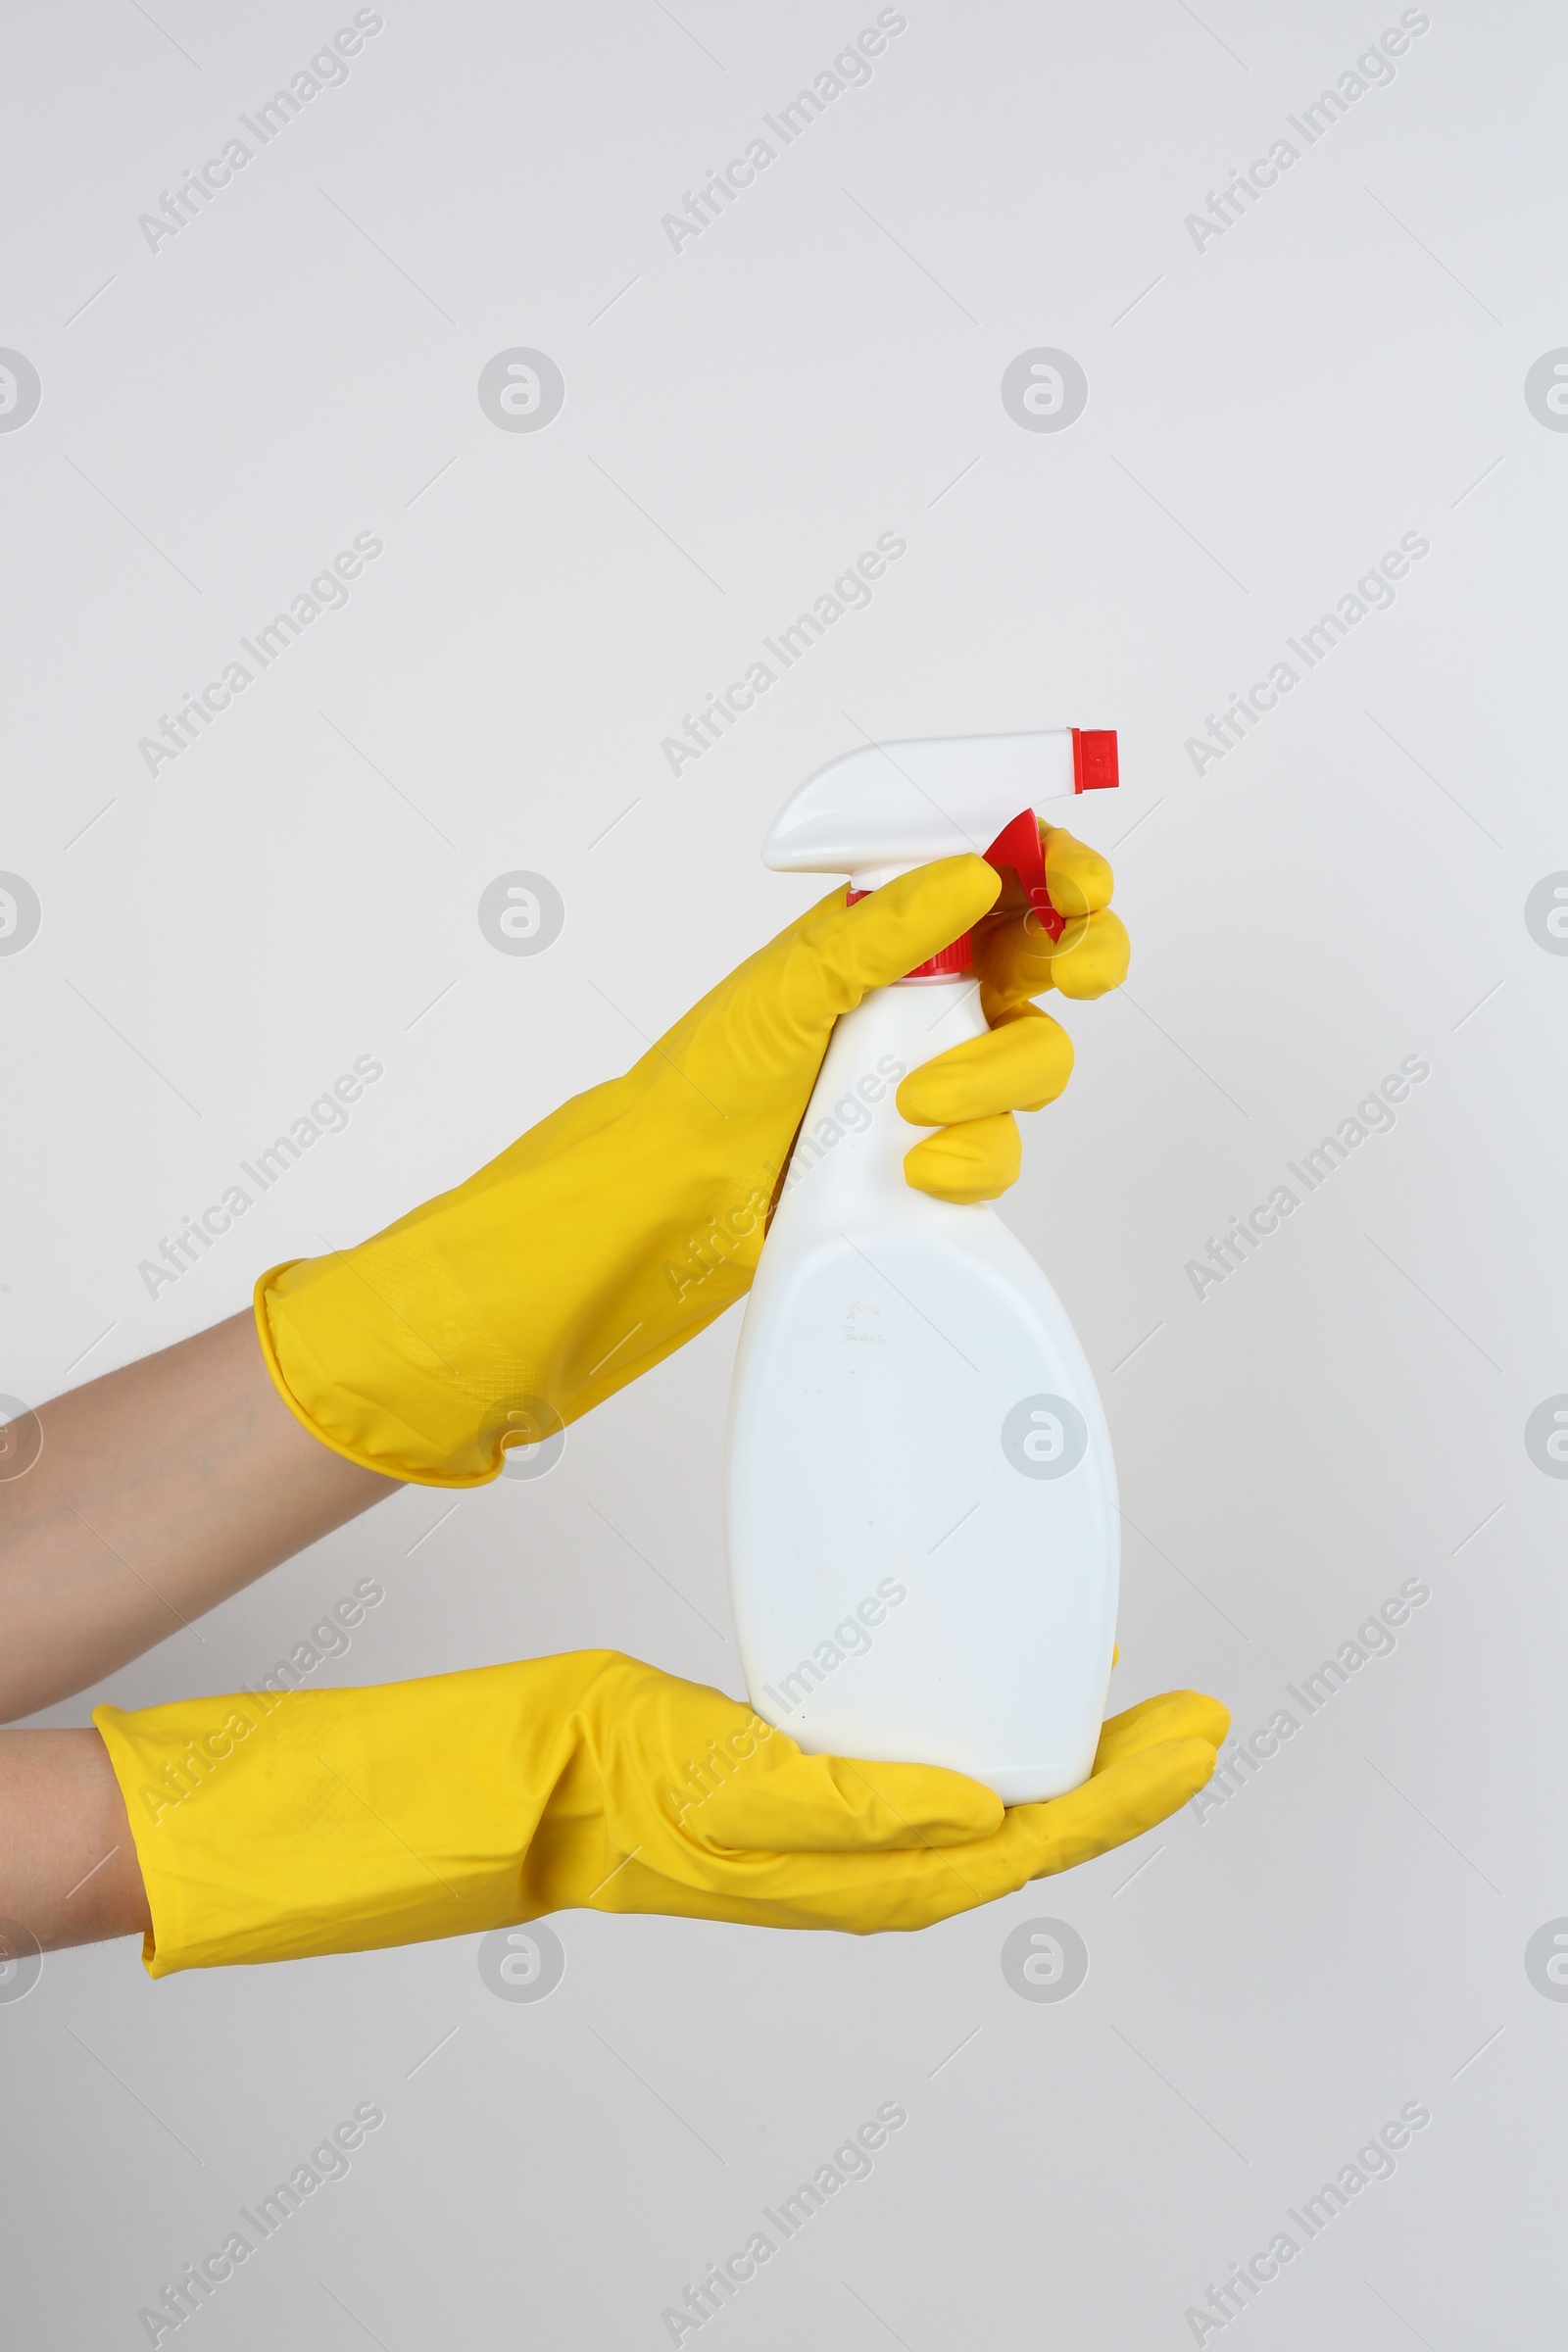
xmin=1043 ymin=830 xmax=1115 ymax=919
xmin=1052 ymin=910 xmax=1130 ymax=1000
xmin=903 ymin=1118 xmax=1019 ymax=1205
xmin=1109 ymin=1734 xmax=1225 ymax=1822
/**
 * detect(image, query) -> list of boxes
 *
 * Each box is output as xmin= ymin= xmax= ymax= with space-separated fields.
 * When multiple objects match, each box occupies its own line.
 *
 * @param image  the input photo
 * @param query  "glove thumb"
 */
xmin=697 ymin=1740 xmax=1004 ymax=1852
xmin=775 ymin=856 xmax=1001 ymax=1034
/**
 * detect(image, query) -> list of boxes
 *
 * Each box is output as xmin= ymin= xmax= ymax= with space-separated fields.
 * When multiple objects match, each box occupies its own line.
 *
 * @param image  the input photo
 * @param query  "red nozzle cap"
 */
xmin=1072 ymin=728 xmax=1118 ymax=792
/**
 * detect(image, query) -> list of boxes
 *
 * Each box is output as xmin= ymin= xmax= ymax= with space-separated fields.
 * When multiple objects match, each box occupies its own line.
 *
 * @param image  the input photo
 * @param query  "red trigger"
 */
xmin=984 ymin=809 xmax=1064 ymax=944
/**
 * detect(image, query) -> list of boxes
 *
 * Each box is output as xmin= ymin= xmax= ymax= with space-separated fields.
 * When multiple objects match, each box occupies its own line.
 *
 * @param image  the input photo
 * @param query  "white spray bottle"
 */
xmin=725 ymin=729 xmax=1121 ymax=1804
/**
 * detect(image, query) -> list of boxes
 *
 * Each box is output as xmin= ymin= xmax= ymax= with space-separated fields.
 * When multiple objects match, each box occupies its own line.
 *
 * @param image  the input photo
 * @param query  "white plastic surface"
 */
xmin=725 ymin=977 xmax=1120 ymax=1805
xmin=761 ymin=729 xmax=1078 ymax=889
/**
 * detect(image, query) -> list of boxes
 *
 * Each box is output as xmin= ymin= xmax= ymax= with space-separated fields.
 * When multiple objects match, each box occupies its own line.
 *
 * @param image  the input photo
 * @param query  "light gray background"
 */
xmin=3 ymin=2 xmax=1564 ymax=2343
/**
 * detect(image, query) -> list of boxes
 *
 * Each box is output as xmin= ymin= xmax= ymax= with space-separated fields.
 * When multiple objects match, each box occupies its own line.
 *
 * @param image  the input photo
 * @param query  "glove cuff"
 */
xmin=92 ymin=1659 xmax=610 ymax=1975
xmin=252 ymin=1124 xmax=772 ymax=1487
xmin=253 ymin=1261 xmax=501 ymax=1490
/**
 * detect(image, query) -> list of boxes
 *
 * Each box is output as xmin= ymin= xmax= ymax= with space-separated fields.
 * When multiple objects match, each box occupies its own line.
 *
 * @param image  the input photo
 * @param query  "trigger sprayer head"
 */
xmin=763 ymin=727 xmax=1117 ymax=979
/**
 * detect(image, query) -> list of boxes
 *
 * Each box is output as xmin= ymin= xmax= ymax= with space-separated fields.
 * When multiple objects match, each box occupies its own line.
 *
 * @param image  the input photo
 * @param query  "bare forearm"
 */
xmin=0 ymin=1730 xmax=150 ymax=1949
xmin=0 ymin=1313 xmax=397 ymax=1723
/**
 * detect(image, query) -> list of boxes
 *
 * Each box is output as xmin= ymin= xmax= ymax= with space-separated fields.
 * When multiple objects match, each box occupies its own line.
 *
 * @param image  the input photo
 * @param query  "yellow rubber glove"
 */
xmin=257 ymin=841 xmax=1127 ymax=1486
xmin=899 ymin=821 xmax=1129 ymax=1204
xmin=977 ymin=821 xmax=1132 ymax=1013
xmin=94 ymin=1654 xmax=1225 ymax=1974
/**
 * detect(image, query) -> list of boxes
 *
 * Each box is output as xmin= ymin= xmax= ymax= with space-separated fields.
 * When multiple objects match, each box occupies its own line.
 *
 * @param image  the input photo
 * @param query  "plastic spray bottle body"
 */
xmin=724 ymin=731 xmax=1121 ymax=1804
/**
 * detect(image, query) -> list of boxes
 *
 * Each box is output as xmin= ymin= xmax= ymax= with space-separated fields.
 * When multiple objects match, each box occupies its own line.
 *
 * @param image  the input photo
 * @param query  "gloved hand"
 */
xmin=898 ymin=823 xmax=1128 ymax=1201
xmin=976 ymin=821 xmax=1130 ymax=1014
xmin=257 ymin=839 xmax=1128 ymax=1485
xmin=93 ymin=1653 xmax=1223 ymax=1974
